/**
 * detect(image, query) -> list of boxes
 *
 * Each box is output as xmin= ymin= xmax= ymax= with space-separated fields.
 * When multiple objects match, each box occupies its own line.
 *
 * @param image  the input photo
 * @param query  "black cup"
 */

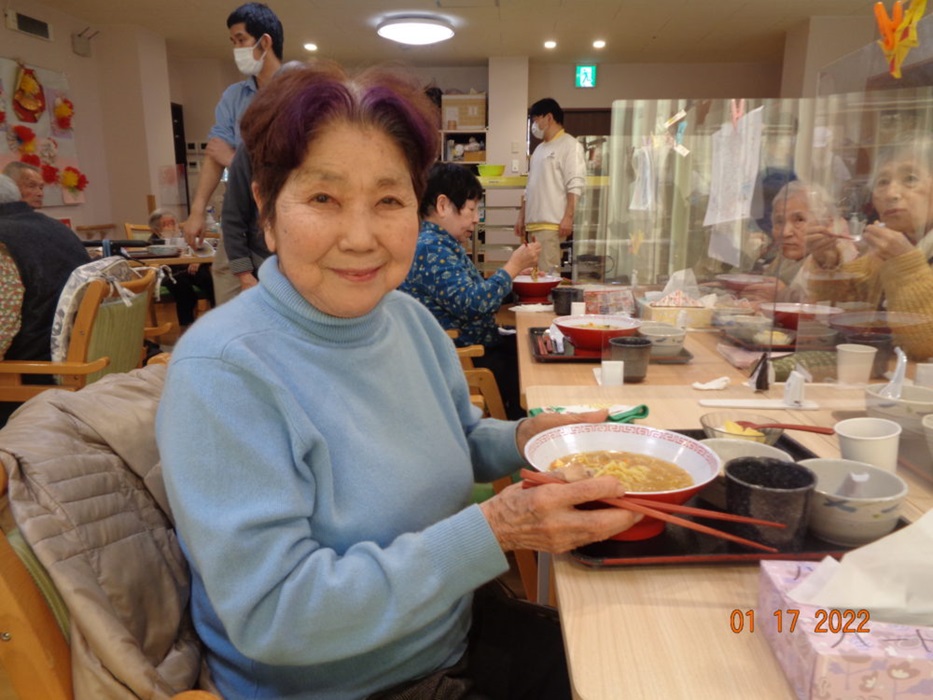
xmin=725 ymin=457 xmax=816 ymax=551
xmin=608 ymin=336 xmax=652 ymax=382
xmin=550 ymin=286 xmax=583 ymax=315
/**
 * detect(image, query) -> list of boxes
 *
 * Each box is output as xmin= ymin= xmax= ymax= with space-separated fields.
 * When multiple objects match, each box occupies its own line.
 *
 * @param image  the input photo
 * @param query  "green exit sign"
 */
xmin=575 ymin=64 xmax=597 ymax=88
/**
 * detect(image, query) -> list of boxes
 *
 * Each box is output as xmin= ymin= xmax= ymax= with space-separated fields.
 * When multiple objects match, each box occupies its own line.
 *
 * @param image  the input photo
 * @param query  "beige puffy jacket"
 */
xmin=0 ymin=364 xmax=204 ymax=699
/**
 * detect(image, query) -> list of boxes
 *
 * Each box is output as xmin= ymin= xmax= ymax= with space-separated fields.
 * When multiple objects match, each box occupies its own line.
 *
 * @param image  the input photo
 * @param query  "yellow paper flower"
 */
xmin=60 ymin=168 xmax=79 ymax=189
xmin=20 ymin=72 xmax=39 ymax=94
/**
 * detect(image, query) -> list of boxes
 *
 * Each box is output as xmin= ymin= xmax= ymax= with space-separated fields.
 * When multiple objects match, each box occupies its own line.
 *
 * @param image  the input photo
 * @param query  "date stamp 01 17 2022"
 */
xmin=730 ymin=609 xmax=871 ymax=635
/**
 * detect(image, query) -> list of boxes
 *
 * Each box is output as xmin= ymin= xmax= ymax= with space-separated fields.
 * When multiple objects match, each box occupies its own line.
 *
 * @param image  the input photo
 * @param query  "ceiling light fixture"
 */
xmin=544 ymin=40 xmax=557 ymax=49
xmin=303 ymin=42 xmax=318 ymax=52
xmin=377 ymin=16 xmax=454 ymax=46
xmin=593 ymin=40 xmax=606 ymax=49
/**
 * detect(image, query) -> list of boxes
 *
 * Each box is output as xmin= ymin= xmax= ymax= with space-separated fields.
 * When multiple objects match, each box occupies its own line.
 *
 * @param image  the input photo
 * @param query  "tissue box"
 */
xmin=583 ymin=285 xmax=634 ymax=315
xmin=758 ymin=561 xmax=933 ymax=700
xmin=636 ymin=298 xmax=713 ymax=328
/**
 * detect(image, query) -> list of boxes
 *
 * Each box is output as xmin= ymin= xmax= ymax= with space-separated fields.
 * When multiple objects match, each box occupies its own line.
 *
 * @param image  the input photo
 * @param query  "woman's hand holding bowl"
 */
xmin=478 ymin=409 xmax=643 ymax=553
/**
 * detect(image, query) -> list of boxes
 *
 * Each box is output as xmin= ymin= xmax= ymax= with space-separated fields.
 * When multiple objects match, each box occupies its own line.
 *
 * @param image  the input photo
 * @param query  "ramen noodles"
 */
xmin=549 ymin=450 xmax=693 ymax=492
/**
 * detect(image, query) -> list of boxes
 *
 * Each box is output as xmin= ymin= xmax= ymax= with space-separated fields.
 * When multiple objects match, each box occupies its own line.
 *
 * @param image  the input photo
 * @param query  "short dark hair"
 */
xmin=529 ymin=98 xmax=563 ymax=125
xmin=419 ymin=163 xmax=483 ymax=218
xmin=227 ymin=3 xmax=284 ymax=60
xmin=240 ymin=61 xmax=439 ymax=231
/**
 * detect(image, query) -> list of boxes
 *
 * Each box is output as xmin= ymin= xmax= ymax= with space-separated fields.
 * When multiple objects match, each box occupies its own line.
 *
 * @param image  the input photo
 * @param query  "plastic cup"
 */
xmin=834 ymin=417 xmax=902 ymax=471
xmin=725 ymin=457 xmax=816 ymax=551
xmin=836 ymin=344 xmax=878 ymax=386
xmin=570 ymin=301 xmax=586 ymax=316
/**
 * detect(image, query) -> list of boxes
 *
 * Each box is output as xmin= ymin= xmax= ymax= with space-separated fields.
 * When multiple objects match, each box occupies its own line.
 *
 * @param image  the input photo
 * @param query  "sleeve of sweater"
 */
xmin=878 ymin=249 xmax=933 ymax=359
xmin=414 ymin=241 xmax=512 ymax=318
xmin=157 ymin=349 xmax=514 ymax=666
xmin=563 ymin=138 xmax=587 ymax=197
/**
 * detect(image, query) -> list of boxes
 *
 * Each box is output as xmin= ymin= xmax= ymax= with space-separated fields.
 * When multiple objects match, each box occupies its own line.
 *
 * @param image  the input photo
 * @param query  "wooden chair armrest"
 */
xmin=173 ymin=691 xmax=222 ymax=700
xmin=0 ymin=357 xmax=110 ymax=376
xmin=145 ymin=321 xmax=174 ymax=339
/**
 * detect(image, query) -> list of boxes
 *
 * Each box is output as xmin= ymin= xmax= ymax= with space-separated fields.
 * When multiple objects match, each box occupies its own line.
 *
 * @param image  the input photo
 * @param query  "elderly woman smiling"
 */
xmin=156 ymin=62 xmax=639 ymax=700
xmin=809 ymin=132 xmax=933 ymax=358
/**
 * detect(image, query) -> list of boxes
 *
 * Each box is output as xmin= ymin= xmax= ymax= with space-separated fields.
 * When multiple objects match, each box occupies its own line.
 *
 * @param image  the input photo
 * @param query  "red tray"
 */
xmin=529 ymin=327 xmax=693 ymax=364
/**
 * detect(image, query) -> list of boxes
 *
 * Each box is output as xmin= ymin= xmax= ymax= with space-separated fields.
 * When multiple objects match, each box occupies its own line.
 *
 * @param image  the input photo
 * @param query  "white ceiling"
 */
xmin=30 ymin=0 xmax=880 ymax=67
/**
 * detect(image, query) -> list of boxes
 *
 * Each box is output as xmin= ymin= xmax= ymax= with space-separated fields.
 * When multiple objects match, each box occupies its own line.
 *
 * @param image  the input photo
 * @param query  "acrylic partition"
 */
xmin=569 ymin=87 xmax=933 ymax=378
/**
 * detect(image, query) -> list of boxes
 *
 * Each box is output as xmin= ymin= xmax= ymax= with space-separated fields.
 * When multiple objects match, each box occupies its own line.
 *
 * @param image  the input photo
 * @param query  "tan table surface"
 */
xmin=514 ymin=310 xmax=751 ymax=407
xmin=139 ymin=254 xmax=215 ymax=267
xmin=524 ymin=383 xmax=933 ymax=700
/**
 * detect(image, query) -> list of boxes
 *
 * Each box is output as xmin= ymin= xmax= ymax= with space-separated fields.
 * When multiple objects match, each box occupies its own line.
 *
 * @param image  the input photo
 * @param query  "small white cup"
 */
xmin=834 ymin=417 xmax=902 ymax=471
xmin=915 ymin=363 xmax=933 ymax=388
xmin=601 ymin=360 xmax=624 ymax=386
xmin=836 ymin=344 xmax=878 ymax=386
xmin=570 ymin=301 xmax=586 ymax=316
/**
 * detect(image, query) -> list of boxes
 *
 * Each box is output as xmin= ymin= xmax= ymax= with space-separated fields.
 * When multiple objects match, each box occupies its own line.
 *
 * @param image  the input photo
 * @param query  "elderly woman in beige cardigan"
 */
xmin=808 ymin=132 xmax=933 ymax=360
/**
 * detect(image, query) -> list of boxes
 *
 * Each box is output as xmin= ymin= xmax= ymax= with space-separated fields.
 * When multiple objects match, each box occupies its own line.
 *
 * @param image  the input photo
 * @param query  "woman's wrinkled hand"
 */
xmin=479 ymin=476 xmax=642 ymax=553
xmin=861 ymin=223 xmax=915 ymax=261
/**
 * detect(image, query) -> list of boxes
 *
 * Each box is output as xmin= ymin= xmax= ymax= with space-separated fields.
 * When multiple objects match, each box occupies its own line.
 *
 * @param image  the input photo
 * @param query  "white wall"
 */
xmin=0 ymin=1 xmax=112 ymax=225
xmin=530 ymin=62 xmax=783 ymax=105
xmin=781 ymin=16 xmax=876 ymax=98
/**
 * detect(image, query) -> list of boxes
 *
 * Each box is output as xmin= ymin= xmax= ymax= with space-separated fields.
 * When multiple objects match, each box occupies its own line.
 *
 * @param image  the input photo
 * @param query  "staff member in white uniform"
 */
xmin=513 ymin=98 xmax=587 ymax=274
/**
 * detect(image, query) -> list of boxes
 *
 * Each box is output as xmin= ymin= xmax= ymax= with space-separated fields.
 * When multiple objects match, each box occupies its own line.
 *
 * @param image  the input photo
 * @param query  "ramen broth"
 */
xmin=549 ymin=450 xmax=693 ymax=492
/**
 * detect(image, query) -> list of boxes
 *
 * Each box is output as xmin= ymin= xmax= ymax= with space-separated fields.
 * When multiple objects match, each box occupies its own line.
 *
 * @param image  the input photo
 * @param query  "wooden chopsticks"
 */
xmin=519 ymin=469 xmax=783 ymax=553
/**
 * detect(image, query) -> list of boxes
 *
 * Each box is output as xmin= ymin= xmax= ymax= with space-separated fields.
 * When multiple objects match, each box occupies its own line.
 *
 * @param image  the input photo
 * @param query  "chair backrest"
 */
xmin=62 ymin=267 xmax=157 ymax=387
xmin=463 ymin=367 xmax=507 ymax=419
xmin=0 ymin=468 xmax=73 ymax=700
xmin=124 ymin=222 xmax=152 ymax=241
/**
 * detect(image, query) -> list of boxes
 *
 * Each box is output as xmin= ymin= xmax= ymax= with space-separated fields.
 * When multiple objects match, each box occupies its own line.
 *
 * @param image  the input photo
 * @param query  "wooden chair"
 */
xmin=0 ymin=267 xmax=159 ymax=402
xmin=124 ymin=222 xmax=153 ymax=241
xmin=463 ymin=367 xmax=539 ymax=602
xmin=0 ymin=466 xmax=219 ymax=700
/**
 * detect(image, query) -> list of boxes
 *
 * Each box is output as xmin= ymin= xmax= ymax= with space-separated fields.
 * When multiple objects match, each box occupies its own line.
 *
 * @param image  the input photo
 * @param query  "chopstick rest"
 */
xmin=519 ymin=469 xmax=782 ymax=553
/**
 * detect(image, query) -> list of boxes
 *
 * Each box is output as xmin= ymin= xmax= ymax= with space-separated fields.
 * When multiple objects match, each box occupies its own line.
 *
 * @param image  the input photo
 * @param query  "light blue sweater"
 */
xmin=157 ymin=257 xmax=522 ymax=699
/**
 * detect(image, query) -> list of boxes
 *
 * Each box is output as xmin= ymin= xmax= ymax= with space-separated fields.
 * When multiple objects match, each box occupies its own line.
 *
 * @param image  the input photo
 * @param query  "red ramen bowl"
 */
xmin=523 ymin=423 xmax=720 ymax=540
xmin=512 ymin=274 xmax=563 ymax=303
xmin=553 ymin=314 xmax=641 ymax=351
xmin=759 ymin=302 xmax=843 ymax=330
xmin=830 ymin=311 xmax=928 ymax=336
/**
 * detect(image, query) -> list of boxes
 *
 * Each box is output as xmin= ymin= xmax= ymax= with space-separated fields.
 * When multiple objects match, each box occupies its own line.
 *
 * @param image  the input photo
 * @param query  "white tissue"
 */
xmin=787 ymin=510 xmax=933 ymax=627
xmin=692 ymin=376 xmax=731 ymax=390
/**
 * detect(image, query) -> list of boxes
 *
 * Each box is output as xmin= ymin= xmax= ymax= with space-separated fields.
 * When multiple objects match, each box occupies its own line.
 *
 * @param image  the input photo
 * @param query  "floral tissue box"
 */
xmin=758 ymin=561 xmax=933 ymax=699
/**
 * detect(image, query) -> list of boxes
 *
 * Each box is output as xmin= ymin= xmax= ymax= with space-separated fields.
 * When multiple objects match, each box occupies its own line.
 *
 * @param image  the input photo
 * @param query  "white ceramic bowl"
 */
xmin=638 ymin=323 xmax=686 ymax=356
xmin=523 ymin=423 xmax=720 ymax=540
xmin=865 ymin=383 xmax=933 ymax=436
xmin=800 ymin=458 xmax=908 ymax=546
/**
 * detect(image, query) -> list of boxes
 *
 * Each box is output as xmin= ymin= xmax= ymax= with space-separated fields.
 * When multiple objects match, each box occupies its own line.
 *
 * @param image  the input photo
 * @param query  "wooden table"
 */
xmin=514 ymin=310 xmax=751 ymax=407
xmin=137 ymin=253 xmax=215 ymax=267
xmin=524 ymin=383 xmax=933 ymax=700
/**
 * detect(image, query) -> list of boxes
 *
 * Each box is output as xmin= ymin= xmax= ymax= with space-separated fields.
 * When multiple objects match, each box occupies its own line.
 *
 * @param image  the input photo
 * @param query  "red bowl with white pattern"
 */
xmin=523 ymin=423 xmax=720 ymax=540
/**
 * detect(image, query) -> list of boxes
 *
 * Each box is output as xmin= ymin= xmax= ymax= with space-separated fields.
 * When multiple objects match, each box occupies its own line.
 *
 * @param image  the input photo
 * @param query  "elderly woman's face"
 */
xmin=770 ymin=193 xmax=810 ymax=261
xmin=872 ymin=158 xmax=933 ymax=239
xmin=262 ymin=121 xmax=419 ymax=318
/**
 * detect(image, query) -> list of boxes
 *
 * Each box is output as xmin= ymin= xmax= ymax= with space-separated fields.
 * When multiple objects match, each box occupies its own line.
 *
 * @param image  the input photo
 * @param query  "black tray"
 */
xmin=568 ymin=428 xmax=868 ymax=568
xmin=529 ymin=327 xmax=693 ymax=364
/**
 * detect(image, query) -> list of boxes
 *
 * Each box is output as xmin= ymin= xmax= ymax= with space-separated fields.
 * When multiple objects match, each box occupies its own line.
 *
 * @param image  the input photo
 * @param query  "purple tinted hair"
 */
xmin=239 ymin=61 xmax=439 ymax=230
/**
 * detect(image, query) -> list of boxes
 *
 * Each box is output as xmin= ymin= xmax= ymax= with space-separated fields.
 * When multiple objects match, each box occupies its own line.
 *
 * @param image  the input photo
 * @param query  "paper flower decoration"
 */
xmin=60 ymin=166 xmax=89 ymax=193
xmin=11 ymin=125 xmax=37 ymax=154
xmin=41 ymin=164 xmax=60 ymax=184
xmin=20 ymin=154 xmax=40 ymax=167
xmin=12 ymin=65 xmax=45 ymax=123
xmin=53 ymin=97 xmax=75 ymax=130
xmin=874 ymin=0 xmax=928 ymax=78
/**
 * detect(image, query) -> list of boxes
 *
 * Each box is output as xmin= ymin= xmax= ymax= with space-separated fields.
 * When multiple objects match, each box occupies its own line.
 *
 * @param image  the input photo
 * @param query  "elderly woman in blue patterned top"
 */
xmin=400 ymin=162 xmax=540 ymax=418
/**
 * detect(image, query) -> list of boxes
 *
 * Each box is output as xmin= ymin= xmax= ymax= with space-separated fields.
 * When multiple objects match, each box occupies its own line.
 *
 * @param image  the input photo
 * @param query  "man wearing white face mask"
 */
xmin=514 ymin=98 xmax=587 ymax=275
xmin=183 ymin=2 xmax=283 ymax=305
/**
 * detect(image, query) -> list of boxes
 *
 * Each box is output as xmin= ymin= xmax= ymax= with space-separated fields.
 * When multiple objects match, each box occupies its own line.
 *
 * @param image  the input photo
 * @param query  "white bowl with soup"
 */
xmin=523 ymin=423 xmax=720 ymax=540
